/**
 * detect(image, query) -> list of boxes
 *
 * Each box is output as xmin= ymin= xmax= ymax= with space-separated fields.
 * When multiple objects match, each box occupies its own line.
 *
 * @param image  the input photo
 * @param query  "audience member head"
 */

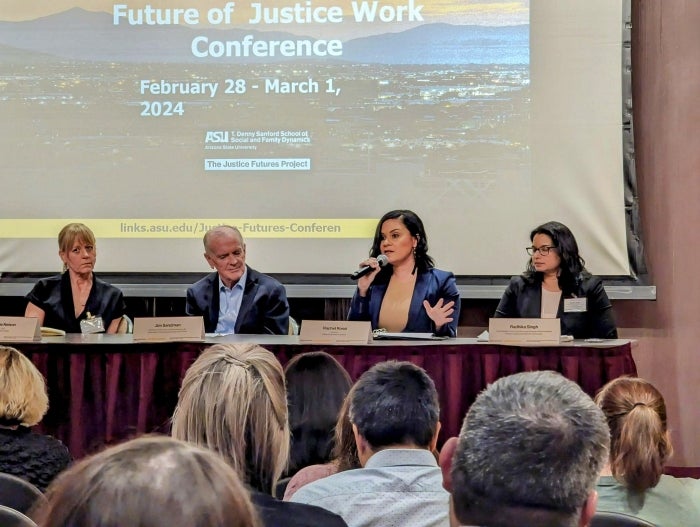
xmin=526 ymin=221 xmax=586 ymax=293
xmin=31 ymin=435 xmax=260 ymax=527
xmin=0 ymin=345 xmax=49 ymax=427
xmin=202 ymin=225 xmax=247 ymax=288
xmin=285 ymin=351 xmax=352 ymax=474
xmin=369 ymin=210 xmax=435 ymax=274
xmin=349 ymin=360 xmax=440 ymax=464
xmin=171 ymin=343 xmax=289 ymax=494
xmin=57 ymin=223 xmax=97 ymax=274
xmin=332 ymin=386 xmax=361 ymax=472
xmin=595 ymin=376 xmax=672 ymax=492
xmin=446 ymin=371 xmax=609 ymax=527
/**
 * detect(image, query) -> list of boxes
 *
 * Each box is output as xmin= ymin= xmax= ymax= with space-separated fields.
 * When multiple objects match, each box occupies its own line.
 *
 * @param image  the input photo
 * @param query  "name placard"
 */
xmin=488 ymin=318 xmax=561 ymax=345
xmin=0 ymin=317 xmax=41 ymax=342
xmin=133 ymin=316 xmax=204 ymax=342
xmin=299 ymin=320 xmax=372 ymax=345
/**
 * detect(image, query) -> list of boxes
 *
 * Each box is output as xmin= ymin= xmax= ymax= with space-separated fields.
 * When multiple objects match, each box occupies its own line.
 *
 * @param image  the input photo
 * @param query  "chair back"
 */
xmin=288 ymin=316 xmax=300 ymax=335
xmin=0 ymin=505 xmax=37 ymax=527
xmin=116 ymin=314 xmax=134 ymax=334
xmin=591 ymin=511 xmax=657 ymax=527
xmin=0 ymin=473 xmax=46 ymax=514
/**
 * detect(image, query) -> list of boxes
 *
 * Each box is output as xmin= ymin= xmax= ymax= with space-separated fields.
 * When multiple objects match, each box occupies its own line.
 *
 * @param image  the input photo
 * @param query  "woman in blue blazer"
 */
xmin=348 ymin=210 xmax=460 ymax=337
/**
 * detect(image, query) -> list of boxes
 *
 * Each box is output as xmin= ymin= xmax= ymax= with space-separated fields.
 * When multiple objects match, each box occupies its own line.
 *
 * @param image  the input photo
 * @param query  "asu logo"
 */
xmin=205 ymin=131 xmax=229 ymax=143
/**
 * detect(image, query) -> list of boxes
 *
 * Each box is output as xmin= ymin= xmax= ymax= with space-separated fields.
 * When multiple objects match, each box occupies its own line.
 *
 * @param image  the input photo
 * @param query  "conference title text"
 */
xmin=112 ymin=1 xmax=425 ymax=58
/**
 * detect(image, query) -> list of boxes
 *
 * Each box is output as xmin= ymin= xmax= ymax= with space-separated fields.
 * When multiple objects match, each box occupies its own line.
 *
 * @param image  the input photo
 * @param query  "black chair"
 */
xmin=591 ymin=511 xmax=657 ymax=527
xmin=0 ymin=473 xmax=46 ymax=514
xmin=0 ymin=505 xmax=38 ymax=527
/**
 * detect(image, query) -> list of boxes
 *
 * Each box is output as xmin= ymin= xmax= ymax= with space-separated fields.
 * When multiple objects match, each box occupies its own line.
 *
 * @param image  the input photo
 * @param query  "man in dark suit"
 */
xmin=186 ymin=225 xmax=289 ymax=334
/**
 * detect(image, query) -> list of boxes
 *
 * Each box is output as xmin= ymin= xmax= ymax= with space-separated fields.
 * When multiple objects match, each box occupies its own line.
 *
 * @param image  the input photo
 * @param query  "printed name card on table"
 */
xmin=488 ymin=318 xmax=561 ymax=345
xmin=133 ymin=316 xmax=204 ymax=342
xmin=299 ymin=320 xmax=372 ymax=345
xmin=0 ymin=317 xmax=41 ymax=342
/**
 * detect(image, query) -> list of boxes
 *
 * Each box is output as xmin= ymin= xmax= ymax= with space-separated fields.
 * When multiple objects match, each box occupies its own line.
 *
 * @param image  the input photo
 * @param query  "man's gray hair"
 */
xmin=450 ymin=371 xmax=609 ymax=527
xmin=203 ymin=225 xmax=244 ymax=251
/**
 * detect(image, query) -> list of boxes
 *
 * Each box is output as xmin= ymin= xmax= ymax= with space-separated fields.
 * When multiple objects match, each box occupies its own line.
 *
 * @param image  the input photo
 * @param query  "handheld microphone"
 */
xmin=350 ymin=254 xmax=388 ymax=280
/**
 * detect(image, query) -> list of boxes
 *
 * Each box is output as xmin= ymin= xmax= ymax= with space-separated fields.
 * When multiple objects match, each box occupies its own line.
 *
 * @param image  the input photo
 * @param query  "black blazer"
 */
xmin=185 ymin=266 xmax=289 ymax=334
xmin=251 ymin=491 xmax=348 ymax=527
xmin=495 ymin=273 xmax=618 ymax=339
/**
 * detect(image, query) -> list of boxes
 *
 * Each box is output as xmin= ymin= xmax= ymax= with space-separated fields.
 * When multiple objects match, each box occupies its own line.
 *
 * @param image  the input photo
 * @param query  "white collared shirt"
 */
xmin=291 ymin=448 xmax=449 ymax=527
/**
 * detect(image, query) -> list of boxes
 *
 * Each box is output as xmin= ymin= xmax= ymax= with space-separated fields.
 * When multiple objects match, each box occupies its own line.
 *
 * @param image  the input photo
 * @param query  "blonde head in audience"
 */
xmin=0 ymin=345 xmax=49 ymax=427
xmin=595 ymin=376 xmax=672 ymax=492
xmin=171 ymin=343 xmax=290 ymax=494
xmin=31 ymin=435 xmax=261 ymax=527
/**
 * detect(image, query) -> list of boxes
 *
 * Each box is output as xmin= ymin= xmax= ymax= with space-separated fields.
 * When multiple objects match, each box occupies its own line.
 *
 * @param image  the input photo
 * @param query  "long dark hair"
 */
xmin=369 ymin=210 xmax=435 ymax=277
xmin=285 ymin=352 xmax=352 ymax=475
xmin=524 ymin=221 xmax=587 ymax=295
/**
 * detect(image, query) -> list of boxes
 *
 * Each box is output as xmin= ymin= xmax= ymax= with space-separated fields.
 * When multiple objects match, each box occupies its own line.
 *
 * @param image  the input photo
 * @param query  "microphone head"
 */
xmin=377 ymin=254 xmax=389 ymax=267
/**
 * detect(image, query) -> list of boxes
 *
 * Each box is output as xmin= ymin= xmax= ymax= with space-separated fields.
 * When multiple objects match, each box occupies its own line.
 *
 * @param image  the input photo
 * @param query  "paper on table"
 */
xmin=372 ymin=331 xmax=448 ymax=341
xmin=478 ymin=330 xmax=574 ymax=343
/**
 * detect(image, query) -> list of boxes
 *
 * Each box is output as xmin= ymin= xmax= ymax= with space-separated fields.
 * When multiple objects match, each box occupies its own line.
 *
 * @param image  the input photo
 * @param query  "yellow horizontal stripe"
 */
xmin=0 ymin=219 xmax=376 ymax=239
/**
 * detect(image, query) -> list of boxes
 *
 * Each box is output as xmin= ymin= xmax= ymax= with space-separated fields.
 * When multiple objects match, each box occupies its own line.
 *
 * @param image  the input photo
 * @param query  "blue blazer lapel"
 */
xmin=407 ymin=271 xmax=430 ymax=331
xmin=369 ymin=282 xmax=387 ymax=329
xmin=208 ymin=273 xmax=220 ymax=330
xmin=235 ymin=269 xmax=258 ymax=333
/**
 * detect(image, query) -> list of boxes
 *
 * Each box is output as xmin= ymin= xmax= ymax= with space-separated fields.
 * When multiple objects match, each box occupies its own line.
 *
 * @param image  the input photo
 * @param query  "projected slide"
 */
xmin=0 ymin=1 xmax=628 ymax=276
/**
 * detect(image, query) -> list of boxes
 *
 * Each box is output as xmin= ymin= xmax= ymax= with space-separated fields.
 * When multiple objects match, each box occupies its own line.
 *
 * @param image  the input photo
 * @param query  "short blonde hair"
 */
xmin=171 ymin=343 xmax=289 ymax=494
xmin=0 ymin=346 xmax=49 ymax=426
xmin=58 ymin=223 xmax=96 ymax=254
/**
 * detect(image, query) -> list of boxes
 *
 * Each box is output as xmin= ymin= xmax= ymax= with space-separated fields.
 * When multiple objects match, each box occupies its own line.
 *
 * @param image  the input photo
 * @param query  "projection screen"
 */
xmin=0 ymin=0 xmax=630 ymax=281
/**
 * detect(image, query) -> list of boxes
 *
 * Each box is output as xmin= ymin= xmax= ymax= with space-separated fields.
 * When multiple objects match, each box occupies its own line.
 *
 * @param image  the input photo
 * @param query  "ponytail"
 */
xmin=612 ymin=403 xmax=670 ymax=491
xmin=595 ymin=377 xmax=672 ymax=492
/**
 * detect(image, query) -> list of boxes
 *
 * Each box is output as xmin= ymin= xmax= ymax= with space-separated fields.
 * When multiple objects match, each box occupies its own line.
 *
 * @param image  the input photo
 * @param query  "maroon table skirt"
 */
xmin=18 ymin=339 xmax=636 ymax=458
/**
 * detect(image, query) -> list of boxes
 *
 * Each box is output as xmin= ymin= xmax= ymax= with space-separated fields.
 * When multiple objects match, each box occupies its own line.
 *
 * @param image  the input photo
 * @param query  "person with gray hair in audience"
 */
xmin=291 ymin=360 xmax=449 ymax=527
xmin=441 ymin=371 xmax=610 ymax=527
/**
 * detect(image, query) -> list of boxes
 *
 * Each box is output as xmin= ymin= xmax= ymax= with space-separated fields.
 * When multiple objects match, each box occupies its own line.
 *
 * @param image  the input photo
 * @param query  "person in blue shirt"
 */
xmin=186 ymin=225 xmax=289 ymax=334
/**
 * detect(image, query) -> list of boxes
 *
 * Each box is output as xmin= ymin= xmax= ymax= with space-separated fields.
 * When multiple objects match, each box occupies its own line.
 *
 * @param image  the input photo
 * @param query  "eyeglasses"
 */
xmin=526 ymin=245 xmax=556 ymax=256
